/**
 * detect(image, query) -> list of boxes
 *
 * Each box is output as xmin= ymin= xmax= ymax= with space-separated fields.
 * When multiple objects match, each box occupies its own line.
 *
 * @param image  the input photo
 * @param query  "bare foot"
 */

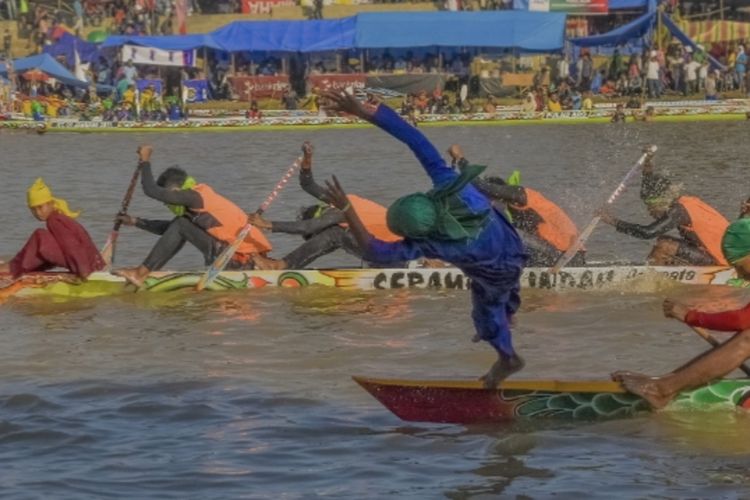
xmin=113 ymin=266 xmax=149 ymax=288
xmin=610 ymin=370 xmax=641 ymax=382
xmin=253 ymin=255 xmax=288 ymax=271
xmin=480 ymin=354 xmax=525 ymax=389
xmin=612 ymin=371 xmax=673 ymax=409
xmin=471 ymin=333 xmax=481 ymax=343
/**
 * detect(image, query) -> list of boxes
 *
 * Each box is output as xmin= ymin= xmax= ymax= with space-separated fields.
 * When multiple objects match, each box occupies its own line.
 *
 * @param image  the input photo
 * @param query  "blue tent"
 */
xmin=609 ymin=0 xmax=647 ymax=9
xmin=0 ymin=53 xmax=90 ymax=88
xmin=101 ymin=34 xmax=222 ymax=51
xmin=353 ymin=11 xmax=566 ymax=52
xmin=43 ymin=33 xmax=100 ymax=65
xmin=571 ymin=11 xmax=655 ymax=48
xmin=210 ymin=17 xmax=357 ymax=53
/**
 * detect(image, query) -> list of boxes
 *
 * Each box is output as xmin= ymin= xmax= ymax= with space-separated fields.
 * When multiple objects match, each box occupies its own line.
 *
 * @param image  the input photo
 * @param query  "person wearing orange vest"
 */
xmin=448 ymin=144 xmax=583 ymax=267
xmin=251 ymin=142 xmax=402 ymax=270
xmin=114 ymin=145 xmax=272 ymax=287
xmin=599 ymin=153 xmax=728 ymax=266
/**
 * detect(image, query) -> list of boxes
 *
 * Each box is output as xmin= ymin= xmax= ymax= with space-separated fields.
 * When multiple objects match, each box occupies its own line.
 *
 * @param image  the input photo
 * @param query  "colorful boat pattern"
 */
xmin=0 ymin=264 xmax=741 ymax=301
xmin=352 ymin=376 xmax=750 ymax=424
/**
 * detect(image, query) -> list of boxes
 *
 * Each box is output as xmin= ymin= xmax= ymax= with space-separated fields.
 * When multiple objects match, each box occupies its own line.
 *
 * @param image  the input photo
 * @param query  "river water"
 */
xmin=1 ymin=121 xmax=750 ymax=498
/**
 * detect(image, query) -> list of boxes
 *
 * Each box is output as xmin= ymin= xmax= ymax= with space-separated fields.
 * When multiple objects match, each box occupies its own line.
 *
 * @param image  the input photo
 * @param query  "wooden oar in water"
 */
xmin=195 ymin=157 xmax=302 ymax=291
xmin=100 ymin=163 xmax=143 ymax=268
xmin=690 ymin=325 xmax=750 ymax=376
xmin=550 ymin=145 xmax=657 ymax=273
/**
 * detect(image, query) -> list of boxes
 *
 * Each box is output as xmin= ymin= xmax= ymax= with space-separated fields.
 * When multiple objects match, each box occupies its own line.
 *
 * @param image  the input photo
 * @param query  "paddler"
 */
xmin=613 ymin=218 xmax=750 ymax=409
xmin=0 ymin=178 xmax=104 ymax=279
xmin=598 ymin=151 xmax=729 ymax=265
xmin=319 ymin=91 xmax=527 ymax=388
xmin=114 ymin=145 xmax=272 ymax=287
xmin=250 ymin=141 xmax=403 ymax=270
xmin=448 ymin=144 xmax=584 ymax=267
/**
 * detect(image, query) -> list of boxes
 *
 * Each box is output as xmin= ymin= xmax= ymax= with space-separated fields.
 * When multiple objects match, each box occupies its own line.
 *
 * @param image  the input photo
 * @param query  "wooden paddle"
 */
xmin=550 ymin=145 xmax=658 ymax=273
xmin=690 ymin=325 xmax=750 ymax=376
xmin=195 ymin=157 xmax=302 ymax=291
xmin=100 ymin=163 xmax=143 ymax=268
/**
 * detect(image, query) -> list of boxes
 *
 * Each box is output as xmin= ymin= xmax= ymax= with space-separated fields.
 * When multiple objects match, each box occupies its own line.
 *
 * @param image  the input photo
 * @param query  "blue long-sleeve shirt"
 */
xmin=363 ymin=105 xmax=526 ymax=287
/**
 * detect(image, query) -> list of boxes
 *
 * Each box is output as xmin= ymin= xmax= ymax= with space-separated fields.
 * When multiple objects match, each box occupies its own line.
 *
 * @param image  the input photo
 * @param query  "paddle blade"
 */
xmin=100 ymin=232 xmax=118 ymax=269
xmin=195 ymin=225 xmax=251 ymax=291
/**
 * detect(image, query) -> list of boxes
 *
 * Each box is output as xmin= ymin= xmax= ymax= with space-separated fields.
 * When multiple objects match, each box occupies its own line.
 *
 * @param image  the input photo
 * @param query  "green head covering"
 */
xmin=722 ymin=218 xmax=750 ymax=264
xmin=167 ymin=176 xmax=197 ymax=216
xmin=386 ymin=165 xmax=490 ymax=241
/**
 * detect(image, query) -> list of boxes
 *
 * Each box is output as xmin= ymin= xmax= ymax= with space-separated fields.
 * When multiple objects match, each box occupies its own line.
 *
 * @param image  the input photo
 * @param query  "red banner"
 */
xmin=229 ymin=76 xmax=290 ymax=101
xmin=307 ymin=73 xmax=367 ymax=92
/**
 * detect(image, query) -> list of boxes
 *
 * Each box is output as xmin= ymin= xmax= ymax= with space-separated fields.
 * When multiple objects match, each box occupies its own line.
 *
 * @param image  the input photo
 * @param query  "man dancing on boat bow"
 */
xmin=318 ymin=91 xmax=528 ymax=387
xmin=614 ymin=218 xmax=750 ymax=409
xmin=115 ymin=145 xmax=272 ymax=287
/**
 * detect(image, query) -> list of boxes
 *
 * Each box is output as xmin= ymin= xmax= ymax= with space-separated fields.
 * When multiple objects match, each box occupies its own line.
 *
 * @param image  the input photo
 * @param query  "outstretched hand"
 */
xmin=596 ymin=208 xmax=616 ymax=226
xmin=321 ymin=90 xmax=375 ymax=120
xmin=137 ymin=144 xmax=153 ymax=163
xmin=301 ymin=141 xmax=313 ymax=170
xmin=323 ymin=175 xmax=350 ymax=211
xmin=663 ymin=299 xmax=689 ymax=322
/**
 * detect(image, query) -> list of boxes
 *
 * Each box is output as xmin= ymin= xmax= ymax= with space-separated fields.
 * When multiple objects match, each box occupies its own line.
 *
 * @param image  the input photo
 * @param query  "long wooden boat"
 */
xmin=0 ymin=264 xmax=742 ymax=300
xmin=353 ymin=376 xmax=750 ymax=423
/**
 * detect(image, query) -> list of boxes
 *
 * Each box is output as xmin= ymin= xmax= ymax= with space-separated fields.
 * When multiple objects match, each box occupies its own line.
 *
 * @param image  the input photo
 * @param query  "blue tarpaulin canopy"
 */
xmin=101 ymin=34 xmax=222 ymax=51
xmin=609 ymin=0 xmax=648 ymax=9
xmin=0 ymin=53 xmax=90 ymax=88
xmin=209 ymin=17 xmax=357 ymax=53
xmin=353 ymin=11 xmax=566 ymax=52
xmin=43 ymin=33 xmax=100 ymax=65
xmin=571 ymin=11 xmax=655 ymax=47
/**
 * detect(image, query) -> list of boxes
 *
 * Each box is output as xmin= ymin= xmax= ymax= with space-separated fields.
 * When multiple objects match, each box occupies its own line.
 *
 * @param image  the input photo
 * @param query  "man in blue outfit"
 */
xmin=319 ymin=91 xmax=528 ymax=387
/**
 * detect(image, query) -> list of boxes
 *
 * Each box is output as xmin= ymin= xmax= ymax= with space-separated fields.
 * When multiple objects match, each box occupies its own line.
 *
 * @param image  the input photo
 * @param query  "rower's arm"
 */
xmin=270 ymin=210 xmax=344 ymax=237
xmin=299 ymin=169 xmax=333 ymax=205
xmin=371 ymin=104 xmax=456 ymax=187
xmin=686 ymin=302 xmax=750 ymax=332
xmin=140 ymin=162 xmax=203 ymax=209
xmin=135 ymin=218 xmax=172 ymax=236
xmin=470 ymin=176 xmax=527 ymax=206
xmin=613 ymin=212 xmax=678 ymax=239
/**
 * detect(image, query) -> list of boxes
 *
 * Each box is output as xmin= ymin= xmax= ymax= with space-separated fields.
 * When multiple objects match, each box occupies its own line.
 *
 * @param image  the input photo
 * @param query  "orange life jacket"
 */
xmin=192 ymin=184 xmax=272 ymax=258
xmin=346 ymin=194 xmax=402 ymax=243
xmin=509 ymin=188 xmax=578 ymax=252
xmin=676 ymin=195 xmax=729 ymax=265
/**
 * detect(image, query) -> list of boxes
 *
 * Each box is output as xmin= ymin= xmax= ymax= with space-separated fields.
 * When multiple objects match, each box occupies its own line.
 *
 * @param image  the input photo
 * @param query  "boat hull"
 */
xmin=0 ymin=264 xmax=739 ymax=300
xmin=352 ymin=376 xmax=750 ymax=424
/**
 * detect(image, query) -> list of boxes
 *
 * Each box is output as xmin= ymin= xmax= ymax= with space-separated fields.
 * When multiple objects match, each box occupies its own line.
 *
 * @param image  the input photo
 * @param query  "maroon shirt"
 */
xmin=10 ymin=212 xmax=105 ymax=279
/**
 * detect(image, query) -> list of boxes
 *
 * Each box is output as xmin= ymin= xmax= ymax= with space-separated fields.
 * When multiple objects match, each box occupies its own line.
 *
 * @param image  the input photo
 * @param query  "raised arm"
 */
xmin=322 ymin=91 xmax=456 ymax=187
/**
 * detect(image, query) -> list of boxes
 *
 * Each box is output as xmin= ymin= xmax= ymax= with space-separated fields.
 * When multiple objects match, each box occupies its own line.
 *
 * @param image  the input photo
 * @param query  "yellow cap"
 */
xmin=26 ymin=177 xmax=80 ymax=218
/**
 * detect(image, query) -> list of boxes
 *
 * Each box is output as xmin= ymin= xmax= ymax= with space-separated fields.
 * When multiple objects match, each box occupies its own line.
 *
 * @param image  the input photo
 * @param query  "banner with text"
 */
xmin=122 ymin=44 xmax=196 ymax=67
xmin=307 ymin=73 xmax=366 ymax=92
xmin=229 ymin=75 xmax=290 ymax=100
xmin=515 ymin=0 xmax=607 ymax=14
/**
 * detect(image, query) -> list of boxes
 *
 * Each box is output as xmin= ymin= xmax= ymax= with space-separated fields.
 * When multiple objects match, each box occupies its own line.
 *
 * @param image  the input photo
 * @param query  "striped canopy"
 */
xmin=678 ymin=20 xmax=750 ymax=43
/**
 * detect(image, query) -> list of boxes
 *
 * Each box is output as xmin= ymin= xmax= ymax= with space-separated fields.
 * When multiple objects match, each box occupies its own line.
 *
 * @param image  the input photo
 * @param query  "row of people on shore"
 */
xmin=2 ymin=94 xmax=749 ymax=402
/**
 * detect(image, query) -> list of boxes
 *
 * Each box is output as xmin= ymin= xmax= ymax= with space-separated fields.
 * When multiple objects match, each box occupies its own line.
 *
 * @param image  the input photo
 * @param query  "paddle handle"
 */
xmin=691 ymin=326 xmax=750 ymax=376
xmin=550 ymin=145 xmax=657 ymax=273
xmin=195 ymin=157 xmax=302 ymax=291
xmin=116 ymin=163 xmax=143 ymax=228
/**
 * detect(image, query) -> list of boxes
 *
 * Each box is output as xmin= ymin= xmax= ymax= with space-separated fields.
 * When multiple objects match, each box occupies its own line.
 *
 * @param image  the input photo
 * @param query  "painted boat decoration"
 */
xmin=0 ymin=264 xmax=741 ymax=300
xmin=352 ymin=376 xmax=750 ymax=424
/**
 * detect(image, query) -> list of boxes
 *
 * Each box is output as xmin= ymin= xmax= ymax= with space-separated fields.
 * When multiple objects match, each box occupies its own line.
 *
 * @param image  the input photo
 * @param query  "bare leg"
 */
xmin=253 ymin=254 xmax=288 ymax=270
xmin=612 ymin=329 xmax=750 ymax=409
xmin=480 ymin=354 xmax=525 ymax=389
xmin=114 ymin=265 xmax=150 ymax=288
xmin=646 ymin=238 xmax=679 ymax=266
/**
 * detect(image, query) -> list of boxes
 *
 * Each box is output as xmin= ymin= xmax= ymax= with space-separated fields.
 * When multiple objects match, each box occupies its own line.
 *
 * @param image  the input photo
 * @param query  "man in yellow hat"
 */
xmin=0 ymin=178 xmax=104 ymax=279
